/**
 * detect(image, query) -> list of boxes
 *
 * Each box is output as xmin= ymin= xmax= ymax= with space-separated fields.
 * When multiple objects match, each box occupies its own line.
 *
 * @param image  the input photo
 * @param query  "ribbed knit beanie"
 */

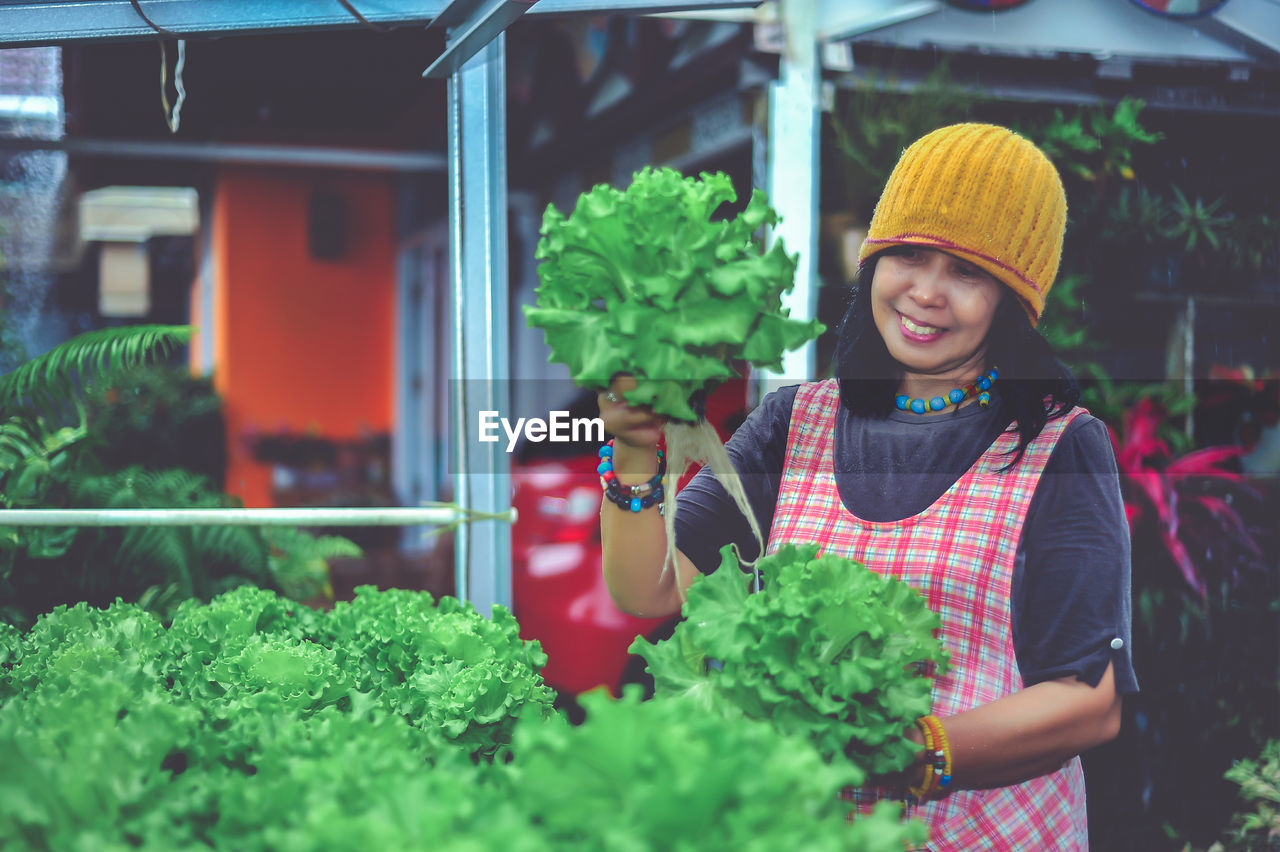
xmin=857 ymin=123 xmax=1067 ymax=326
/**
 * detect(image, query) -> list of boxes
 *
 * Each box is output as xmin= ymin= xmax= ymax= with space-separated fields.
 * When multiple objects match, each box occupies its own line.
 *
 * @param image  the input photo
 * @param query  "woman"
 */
xmin=598 ymin=124 xmax=1137 ymax=850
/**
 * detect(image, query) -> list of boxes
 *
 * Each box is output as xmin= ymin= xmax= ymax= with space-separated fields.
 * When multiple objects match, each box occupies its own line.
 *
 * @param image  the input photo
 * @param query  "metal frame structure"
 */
xmin=3 ymin=507 xmax=506 ymax=527
xmin=3 ymin=0 xmax=1274 ymax=616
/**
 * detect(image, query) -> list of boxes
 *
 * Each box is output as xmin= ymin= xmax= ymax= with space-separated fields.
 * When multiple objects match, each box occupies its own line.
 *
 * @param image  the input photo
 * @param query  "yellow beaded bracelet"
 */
xmin=906 ymin=717 xmax=937 ymax=800
xmin=918 ymin=714 xmax=953 ymax=794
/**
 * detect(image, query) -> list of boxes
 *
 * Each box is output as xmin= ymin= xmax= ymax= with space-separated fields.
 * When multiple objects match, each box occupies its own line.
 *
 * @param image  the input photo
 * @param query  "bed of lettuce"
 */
xmin=0 ymin=578 xmax=931 ymax=851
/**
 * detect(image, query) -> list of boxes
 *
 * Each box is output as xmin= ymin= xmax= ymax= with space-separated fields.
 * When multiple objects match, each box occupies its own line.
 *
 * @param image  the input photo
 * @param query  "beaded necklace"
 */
xmin=895 ymin=368 xmax=998 ymax=415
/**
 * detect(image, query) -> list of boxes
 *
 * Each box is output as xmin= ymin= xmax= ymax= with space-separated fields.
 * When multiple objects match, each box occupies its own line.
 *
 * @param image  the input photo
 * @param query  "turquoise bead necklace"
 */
xmin=895 ymin=368 xmax=998 ymax=415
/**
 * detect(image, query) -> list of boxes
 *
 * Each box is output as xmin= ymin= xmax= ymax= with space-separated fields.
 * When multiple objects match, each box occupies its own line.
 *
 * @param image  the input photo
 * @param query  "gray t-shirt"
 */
xmin=673 ymin=384 xmax=1139 ymax=695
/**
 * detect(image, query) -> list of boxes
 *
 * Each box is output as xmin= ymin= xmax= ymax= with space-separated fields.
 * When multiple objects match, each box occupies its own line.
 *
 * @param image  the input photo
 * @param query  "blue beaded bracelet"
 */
xmin=598 ymin=441 xmax=665 ymax=512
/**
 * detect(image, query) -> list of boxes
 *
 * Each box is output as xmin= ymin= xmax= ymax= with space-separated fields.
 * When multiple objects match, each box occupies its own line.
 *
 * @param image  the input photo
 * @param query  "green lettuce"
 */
xmin=0 ymin=587 xmax=556 ymax=849
xmin=632 ymin=544 xmax=950 ymax=779
xmin=503 ymin=688 xmax=926 ymax=851
xmin=525 ymin=167 xmax=825 ymax=422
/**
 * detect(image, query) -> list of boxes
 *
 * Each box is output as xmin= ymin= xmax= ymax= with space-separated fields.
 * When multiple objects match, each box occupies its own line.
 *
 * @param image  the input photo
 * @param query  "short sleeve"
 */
xmin=673 ymin=386 xmax=797 ymax=574
xmin=1012 ymin=414 xmax=1139 ymax=694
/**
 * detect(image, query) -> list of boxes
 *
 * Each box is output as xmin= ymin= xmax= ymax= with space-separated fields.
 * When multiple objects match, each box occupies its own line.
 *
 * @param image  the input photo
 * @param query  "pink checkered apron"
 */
xmin=768 ymin=379 xmax=1089 ymax=851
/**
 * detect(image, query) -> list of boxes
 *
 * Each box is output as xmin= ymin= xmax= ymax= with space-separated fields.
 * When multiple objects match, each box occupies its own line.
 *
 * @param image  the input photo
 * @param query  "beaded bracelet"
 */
xmin=906 ymin=717 xmax=938 ymax=800
xmin=917 ymin=715 xmax=953 ymax=795
xmin=597 ymin=441 xmax=666 ymax=513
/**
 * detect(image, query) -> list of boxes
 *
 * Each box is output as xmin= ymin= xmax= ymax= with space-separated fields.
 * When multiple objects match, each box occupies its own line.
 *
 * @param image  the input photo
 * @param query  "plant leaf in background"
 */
xmin=0 ymin=327 xmax=356 ymax=627
xmin=632 ymin=543 xmax=949 ymax=779
xmin=525 ymin=167 xmax=824 ymax=422
xmin=1109 ymin=397 xmax=1267 ymax=601
xmin=829 ymin=59 xmax=976 ymax=222
xmin=1208 ymin=739 xmax=1280 ymax=852
xmin=0 ymin=325 xmax=191 ymax=423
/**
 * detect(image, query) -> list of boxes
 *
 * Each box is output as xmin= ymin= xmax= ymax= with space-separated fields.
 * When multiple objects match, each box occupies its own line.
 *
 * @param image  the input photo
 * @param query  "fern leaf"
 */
xmin=0 ymin=325 xmax=192 ymax=421
xmin=191 ymin=525 xmax=270 ymax=583
xmin=0 ymin=418 xmax=45 ymax=474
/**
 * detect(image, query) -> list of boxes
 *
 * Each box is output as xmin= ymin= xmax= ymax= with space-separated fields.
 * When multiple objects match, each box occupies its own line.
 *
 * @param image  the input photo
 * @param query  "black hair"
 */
xmin=832 ymin=251 xmax=1081 ymax=469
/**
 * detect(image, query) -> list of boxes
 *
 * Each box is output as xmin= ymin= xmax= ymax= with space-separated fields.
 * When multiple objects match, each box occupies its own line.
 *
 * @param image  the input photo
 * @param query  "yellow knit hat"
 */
xmin=857 ymin=123 xmax=1067 ymax=326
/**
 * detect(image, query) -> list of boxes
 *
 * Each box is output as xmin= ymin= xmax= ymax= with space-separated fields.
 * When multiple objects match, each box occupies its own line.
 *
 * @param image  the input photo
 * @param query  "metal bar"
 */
xmin=447 ymin=40 xmax=470 ymax=605
xmin=0 ymin=507 xmax=514 ymax=526
xmin=0 ymin=136 xmax=446 ymax=173
xmin=0 ymin=0 xmax=760 ymax=47
xmin=1184 ymin=295 xmax=1195 ymax=442
xmin=423 ymin=0 xmax=537 ymax=79
xmin=447 ymin=34 xmax=512 ymax=614
xmin=760 ymin=0 xmax=819 ymax=393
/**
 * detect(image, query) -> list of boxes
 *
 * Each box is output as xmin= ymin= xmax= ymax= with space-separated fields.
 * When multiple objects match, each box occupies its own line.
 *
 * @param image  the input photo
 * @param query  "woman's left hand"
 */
xmin=870 ymin=662 xmax=1122 ymax=795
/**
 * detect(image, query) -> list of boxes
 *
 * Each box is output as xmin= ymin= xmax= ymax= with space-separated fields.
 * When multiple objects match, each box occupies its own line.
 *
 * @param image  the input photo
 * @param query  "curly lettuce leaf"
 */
xmin=0 ymin=587 xmax=557 ymax=849
xmin=502 ymin=689 xmax=925 ymax=851
xmin=525 ymin=168 xmax=825 ymax=421
xmin=632 ymin=544 xmax=950 ymax=777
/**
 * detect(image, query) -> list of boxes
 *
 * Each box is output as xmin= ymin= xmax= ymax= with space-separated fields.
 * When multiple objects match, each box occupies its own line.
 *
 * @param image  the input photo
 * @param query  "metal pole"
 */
xmin=761 ymin=0 xmax=820 ymax=395
xmin=0 ymin=507 xmax=513 ymax=527
xmin=447 ymin=33 xmax=512 ymax=615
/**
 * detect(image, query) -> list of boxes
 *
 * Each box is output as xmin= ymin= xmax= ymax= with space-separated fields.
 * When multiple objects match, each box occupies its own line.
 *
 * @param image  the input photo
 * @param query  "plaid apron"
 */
xmin=767 ymin=379 xmax=1089 ymax=851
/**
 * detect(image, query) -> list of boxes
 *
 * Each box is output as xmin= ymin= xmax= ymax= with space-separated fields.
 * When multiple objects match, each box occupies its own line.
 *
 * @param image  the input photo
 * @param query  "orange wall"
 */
xmin=210 ymin=168 xmax=395 ymax=507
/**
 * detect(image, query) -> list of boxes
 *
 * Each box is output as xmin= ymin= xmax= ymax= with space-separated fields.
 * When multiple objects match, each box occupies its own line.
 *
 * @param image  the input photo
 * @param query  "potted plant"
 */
xmin=1165 ymin=186 xmax=1234 ymax=288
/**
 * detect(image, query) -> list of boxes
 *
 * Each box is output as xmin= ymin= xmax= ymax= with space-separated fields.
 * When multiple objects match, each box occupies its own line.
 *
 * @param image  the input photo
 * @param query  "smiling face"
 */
xmin=870 ymin=246 xmax=1005 ymax=397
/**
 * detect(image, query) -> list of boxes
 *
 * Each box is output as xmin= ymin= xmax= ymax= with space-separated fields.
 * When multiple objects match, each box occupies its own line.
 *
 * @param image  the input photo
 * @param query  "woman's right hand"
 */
xmin=598 ymin=374 xmax=666 ymax=454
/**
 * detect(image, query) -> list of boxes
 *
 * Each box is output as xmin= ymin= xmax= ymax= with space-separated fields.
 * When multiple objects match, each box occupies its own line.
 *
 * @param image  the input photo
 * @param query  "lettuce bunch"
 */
xmin=525 ymin=167 xmax=824 ymax=422
xmin=632 ymin=544 xmax=950 ymax=779
xmin=0 ymin=587 xmax=554 ymax=850
xmin=0 ymin=586 xmax=928 ymax=850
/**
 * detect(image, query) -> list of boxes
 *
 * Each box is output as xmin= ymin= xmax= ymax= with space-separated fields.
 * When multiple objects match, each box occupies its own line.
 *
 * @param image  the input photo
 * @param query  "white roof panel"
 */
xmin=830 ymin=0 xmax=1257 ymax=63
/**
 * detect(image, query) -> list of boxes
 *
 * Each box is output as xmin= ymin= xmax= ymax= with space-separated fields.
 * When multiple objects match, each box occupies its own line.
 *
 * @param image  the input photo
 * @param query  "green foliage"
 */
xmin=0 ymin=589 xmax=925 ymax=850
xmin=1103 ymin=184 xmax=1177 ymax=248
xmin=0 ymin=325 xmax=191 ymax=423
xmin=0 ymin=326 xmax=353 ymax=627
xmin=1103 ymin=187 xmax=1274 ymax=283
xmin=0 ymin=461 xmax=344 ymax=627
xmin=1036 ymin=272 xmax=1093 ymax=358
xmin=525 ymin=167 xmax=824 ymax=422
xmin=632 ymin=544 xmax=948 ymax=778
xmin=503 ymin=688 xmax=927 ymax=852
xmin=829 ymin=61 xmax=976 ymax=220
xmin=1226 ymin=214 xmax=1280 ymax=273
xmin=1166 ymin=187 xmax=1233 ymax=256
xmin=72 ymin=467 xmax=269 ymax=595
xmin=79 ymin=364 xmax=227 ymax=485
xmin=0 ymin=587 xmax=557 ymax=850
xmin=1075 ymin=364 xmax=1197 ymax=455
xmin=262 ymin=526 xmax=354 ymax=602
xmin=317 ymin=588 xmax=554 ymax=759
xmin=1209 ymin=740 xmax=1280 ymax=852
xmin=1027 ymin=98 xmax=1162 ymax=187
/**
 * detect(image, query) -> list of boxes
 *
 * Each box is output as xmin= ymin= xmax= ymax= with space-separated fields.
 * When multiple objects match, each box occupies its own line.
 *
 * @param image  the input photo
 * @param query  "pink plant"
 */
xmin=1109 ymin=397 xmax=1265 ymax=600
